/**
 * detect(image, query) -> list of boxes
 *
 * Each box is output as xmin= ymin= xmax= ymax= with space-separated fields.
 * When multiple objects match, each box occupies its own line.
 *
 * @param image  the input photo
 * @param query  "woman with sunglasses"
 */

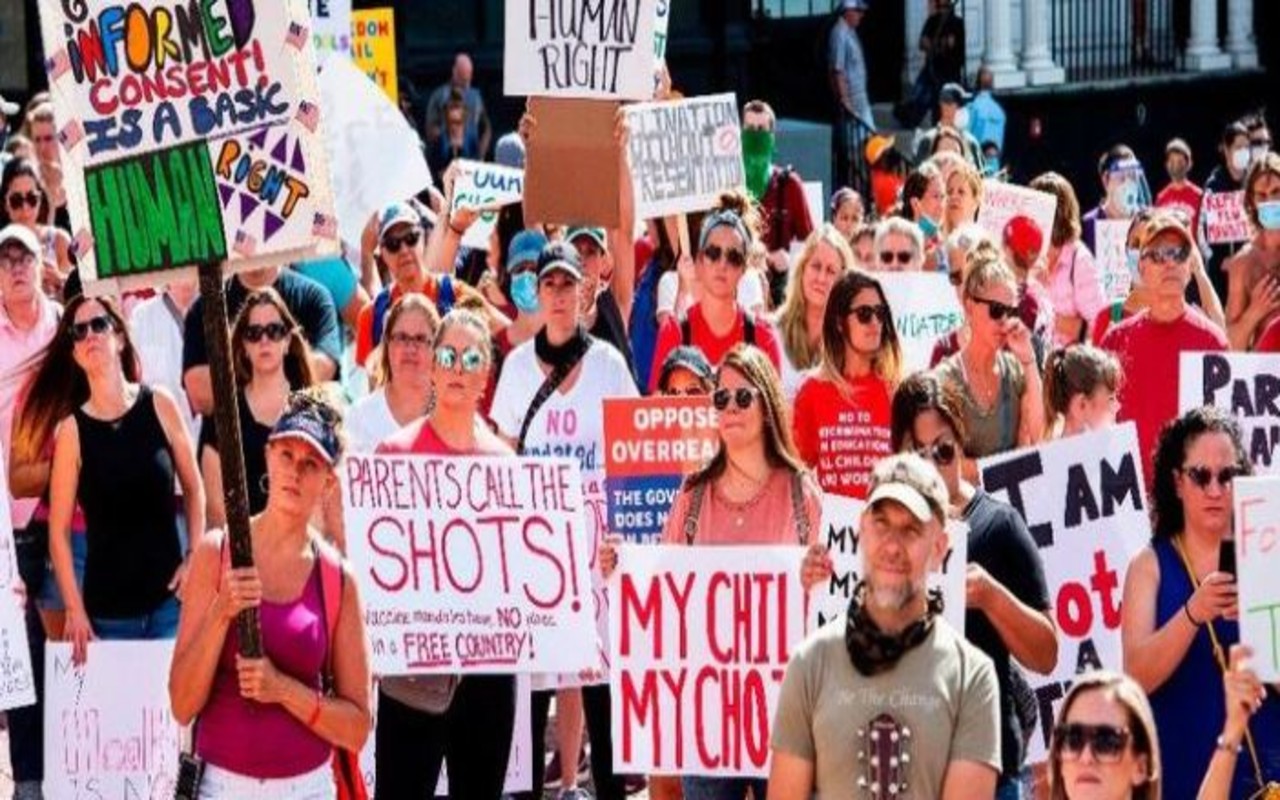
xmin=201 ymin=289 xmax=315 ymax=530
xmin=771 ymin=225 xmax=854 ymax=401
xmin=169 ymin=390 xmax=372 ymax=798
xmin=603 ymin=343 xmax=820 ymax=800
xmin=937 ymin=251 xmax=1045 ymax=463
xmin=648 ymin=201 xmax=782 ymax=392
xmin=792 ymin=270 xmax=901 ymax=499
xmin=493 ymin=241 xmax=637 ymax=800
xmin=37 ymin=295 xmax=204 ymax=664
xmin=1048 ymin=671 xmax=1161 ymax=800
xmin=373 ymin=309 xmax=516 ymax=798
xmin=872 ymin=217 xmax=926 ymax=272
xmin=1042 ymin=344 xmax=1121 ymax=439
xmin=1121 ymin=407 xmax=1280 ymax=798
xmin=346 ymin=295 xmax=440 ymax=454
xmin=0 ymin=157 xmax=70 ymax=295
xmin=800 ymin=370 xmax=1057 ymax=797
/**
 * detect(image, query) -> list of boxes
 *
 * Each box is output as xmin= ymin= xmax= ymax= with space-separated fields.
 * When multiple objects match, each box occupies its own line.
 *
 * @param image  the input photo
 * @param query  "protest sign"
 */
xmin=609 ymin=544 xmax=806 ymax=777
xmin=0 ymin=477 xmax=35 ymax=712
xmin=351 ymin=8 xmax=398 ymax=103
xmin=625 ymin=94 xmax=744 ymax=219
xmin=44 ymin=641 xmax=180 ymax=798
xmin=308 ymin=0 xmax=351 ymax=63
xmin=654 ymin=0 xmax=670 ymax=63
xmin=808 ymin=495 xmax=968 ymax=634
xmin=978 ymin=180 xmax=1057 ymax=261
xmin=979 ymin=423 xmax=1151 ymax=761
xmin=1234 ymin=477 xmax=1280 ymax=682
xmin=1095 ymin=219 xmax=1131 ymax=304
xmin=1204 ymin=190 xmax=1250 ymax=245
xmin=525 ymin=97 xmax=623 ymax=228
xmin=37 ymin=0 xmax=338 ymax=295
xmin=1179 ymin=352 xmax=1280 ymax=474
xmin=452 ymin=160 xmax=525 ymax=251
xmin=803 ymin=181 xmax=824 ymax=226
xmin=342 ymin=453 xmax=600 ymax=675
xmin=319 ymin=55 xmax=431 ymax=247
xmin=505 ymin=0 xmax=659 ymax=100
xmin=603 ymin=396 xmax=720 ymax=543
xmin=878 ymin=271 xmax=965 ymax=374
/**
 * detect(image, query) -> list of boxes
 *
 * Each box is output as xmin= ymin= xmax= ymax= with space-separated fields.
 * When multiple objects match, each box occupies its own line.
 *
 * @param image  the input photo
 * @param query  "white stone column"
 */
xmin=983 ymin=0 xmax=1026 ymax=88
xmin=1186 ymin=0 xmax=1232 ymax=71
xmin=1020 ymin=0 xmax=1064 ymax=85
xmin=1225 ymin=0 xmax=1259 ymax=68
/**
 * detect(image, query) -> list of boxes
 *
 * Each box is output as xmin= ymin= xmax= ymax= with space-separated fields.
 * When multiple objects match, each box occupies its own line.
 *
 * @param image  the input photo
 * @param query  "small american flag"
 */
xmin=285 ymin=21 xmax=309 ymax=50
xmin=295 ymin=101 xmax=320 ymax=133
xmin=233 ymin=231 xmax=257 ymax=257
xmin=71 ymin=229 xmax=93 ymax=260
xmin=58 ymin=120 xmax=85 ymax=151
xmin=44 ymin=49 xmax=71 ymax=81
xmin=312 ymin=212 xmax=337 ymax=239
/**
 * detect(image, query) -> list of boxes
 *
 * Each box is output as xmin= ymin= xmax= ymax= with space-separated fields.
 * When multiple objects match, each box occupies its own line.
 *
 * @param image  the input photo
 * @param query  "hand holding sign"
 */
xmin=1223 ymin=644 xmax=1267 ymax=743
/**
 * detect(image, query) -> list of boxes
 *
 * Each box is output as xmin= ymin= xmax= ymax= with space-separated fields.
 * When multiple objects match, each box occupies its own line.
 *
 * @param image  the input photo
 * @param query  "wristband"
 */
xmin=1216 ymin=734 xmax=1242 ymax=754
xmin=1184 ymin=600 xmax=1203 ymax=627
xmin=306 ymin=689 xmax=323 ymax=727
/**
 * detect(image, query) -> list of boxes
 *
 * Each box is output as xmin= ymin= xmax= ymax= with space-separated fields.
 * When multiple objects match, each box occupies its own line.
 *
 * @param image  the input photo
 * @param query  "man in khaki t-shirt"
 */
xmin=770 ymin=454 xmax=1001 ymax=799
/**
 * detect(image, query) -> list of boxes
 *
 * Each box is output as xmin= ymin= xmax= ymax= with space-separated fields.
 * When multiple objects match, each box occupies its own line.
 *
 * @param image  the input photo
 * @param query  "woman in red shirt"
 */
xmin=792 ymin=270 xmax=903 ymax=498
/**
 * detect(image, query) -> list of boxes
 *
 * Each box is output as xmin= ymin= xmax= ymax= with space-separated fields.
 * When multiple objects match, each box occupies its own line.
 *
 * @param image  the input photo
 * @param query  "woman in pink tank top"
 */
xmin=169 ymin=391 xmax=372 ymax=799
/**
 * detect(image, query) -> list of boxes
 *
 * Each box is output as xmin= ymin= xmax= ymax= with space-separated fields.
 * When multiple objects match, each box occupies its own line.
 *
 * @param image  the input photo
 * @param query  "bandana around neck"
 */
xmin=844 ymin=580 xmax=945 ymax=677
xmin=534 ymin=324 xmax=591 ymax=371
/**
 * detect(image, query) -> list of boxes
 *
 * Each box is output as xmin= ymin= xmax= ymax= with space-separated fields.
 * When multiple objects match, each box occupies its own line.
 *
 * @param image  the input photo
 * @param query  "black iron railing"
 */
xmin=1049 ymin=0 xmax=1183 ymax=81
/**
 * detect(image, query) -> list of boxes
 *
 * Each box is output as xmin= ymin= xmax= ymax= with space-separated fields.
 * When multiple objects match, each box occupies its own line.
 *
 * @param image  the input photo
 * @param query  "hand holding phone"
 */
xmin=1219 ymin=538 xmax=1237 ymax=579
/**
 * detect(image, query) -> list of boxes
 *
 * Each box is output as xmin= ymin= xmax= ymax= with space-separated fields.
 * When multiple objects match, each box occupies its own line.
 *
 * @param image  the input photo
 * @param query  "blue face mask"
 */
xmin=510 ymin=272 xmax=540 ymax=314
xmin=1258 ymin=201 xmax=1280 ymax=232
xmin=918 ymin=215 xmax=940 ymax=239
xmin=1125 ymin=248 xmax=1141 ymax=281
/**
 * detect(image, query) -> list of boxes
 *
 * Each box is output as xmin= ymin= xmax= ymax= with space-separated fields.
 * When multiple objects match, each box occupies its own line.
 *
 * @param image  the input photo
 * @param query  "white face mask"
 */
xmin=954 ymin=107 xmax=970 ymax=131
xmin=1231 ymin=147 xmax=1252 ymax=174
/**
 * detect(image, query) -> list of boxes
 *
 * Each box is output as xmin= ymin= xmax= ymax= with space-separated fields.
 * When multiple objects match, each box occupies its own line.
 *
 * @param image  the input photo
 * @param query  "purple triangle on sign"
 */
xmin=249 ymin=127 xmax=268 ymax=149
xmin=263 ymin=212 xmax=285 ymax=241
xmin=271 ymin=134 xmax=288 ymax=164
xmin=291 ymin=142 xmax=306 ymax=174
xmin=219 ymin=184 xmax=235 ymax=208
xmin=240 ymin=193 xmax=260 ymax=219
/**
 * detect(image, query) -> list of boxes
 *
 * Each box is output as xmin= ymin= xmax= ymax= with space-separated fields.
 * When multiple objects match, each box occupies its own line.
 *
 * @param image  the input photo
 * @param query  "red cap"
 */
xmin=1003 ymin=215 xmax=1044 ymax=260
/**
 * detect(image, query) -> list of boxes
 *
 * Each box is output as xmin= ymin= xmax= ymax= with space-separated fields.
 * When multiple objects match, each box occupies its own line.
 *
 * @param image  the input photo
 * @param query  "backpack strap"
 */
xmin=439 ymin=275 xmax=456 ymax=315
xmin=313 ymin=537 xmax=344 ymax=683
xmin=743 ymin=313 xmax=756 ymax=347
xmin=680 ymin=315 xmax=692 ymax=347
xmin=682 ymin=482 xmax=708 ymax=545
xmin=370 ymin=288 xmax=394 ymax=348
xmin=790 ymin=472 xmax=811 ymax=545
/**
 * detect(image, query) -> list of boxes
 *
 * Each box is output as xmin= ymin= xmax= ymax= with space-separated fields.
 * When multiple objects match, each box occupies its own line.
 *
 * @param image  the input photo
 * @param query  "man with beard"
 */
xmin=770 ymin=454 xmax=1000 ymax=799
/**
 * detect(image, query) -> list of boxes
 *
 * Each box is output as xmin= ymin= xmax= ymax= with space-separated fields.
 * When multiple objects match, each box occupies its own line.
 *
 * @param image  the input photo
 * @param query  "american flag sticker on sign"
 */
xmin=233 ymin=231 xmax=258 ymax=257
xmin=295 ymin=101 xmax=320 ymax=133
xmin=44 ymin=49 xmax=71 ymax=82
xmin=286 ymin=21 xmax=309 ymax=50
xmin=312 ymin=212 xmax=338 ymax=239
xmin=58 ymin=120 xmax=85 ymax=151
xmin=71 ymin=229 xmax=93 ymax=260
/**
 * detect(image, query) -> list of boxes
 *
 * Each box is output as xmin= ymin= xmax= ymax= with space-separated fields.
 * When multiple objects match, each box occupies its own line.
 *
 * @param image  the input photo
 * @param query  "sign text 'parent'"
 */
xmin=343 ymin=453 xmax=600 ymax=675
xmin=1179 ymin=351 xmax=1280 ymax=473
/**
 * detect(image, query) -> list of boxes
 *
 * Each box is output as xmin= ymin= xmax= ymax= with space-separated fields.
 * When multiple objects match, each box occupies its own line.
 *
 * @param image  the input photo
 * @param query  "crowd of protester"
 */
xmin=1 ymin=34 xmax=1279 ymax=800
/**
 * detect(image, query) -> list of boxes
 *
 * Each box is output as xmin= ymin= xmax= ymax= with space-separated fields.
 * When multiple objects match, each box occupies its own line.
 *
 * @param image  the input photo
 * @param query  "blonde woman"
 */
xmin=769 ymin=224 xmax=854 ymax=400
xmin=944 ymin=160 xmax=984 ymax=235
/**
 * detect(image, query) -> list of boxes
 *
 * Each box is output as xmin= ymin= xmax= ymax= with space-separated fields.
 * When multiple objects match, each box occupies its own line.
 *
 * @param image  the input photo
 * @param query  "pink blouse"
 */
xmin=660 ymin=468 xmax=822 ymax=547
xmin=1043 ymin=239 xmax=1108 ymax=347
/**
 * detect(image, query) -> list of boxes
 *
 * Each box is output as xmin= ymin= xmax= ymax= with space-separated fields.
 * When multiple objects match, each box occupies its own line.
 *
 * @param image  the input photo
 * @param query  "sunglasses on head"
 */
xmin=6 ymin=191 xmax=39 ymax=210
xmin=1178 ymin=464 xmax=1241 ymax=490
xmin=915 ymin=440 xmax=958 ymax=466
xmin=70 ymin=315 xmax=114 ymax=342
xmin=1141 ymin=244 xmax=1189 ymax=265
xmin=434 ymin=345 xmax=487 ymax=373
xmin=848 ymin=303 xmax=889 ymax=326
xmin=971 ymin=296 xmax=1018 ymax=322
xmin=382 ymin=229 xmax=421 ymax=254
xmin=712 ymin=386 xmax=760 ymax=411
xmin=878 ymin=250 xmax=914 ymax=266
xmin=244 ymin=322 xmax=291 ymax=343
xmin=701 ymin=244 xmax=746 ymax=268
xmin=1054 ymin=723 xmax=1131 ymax=763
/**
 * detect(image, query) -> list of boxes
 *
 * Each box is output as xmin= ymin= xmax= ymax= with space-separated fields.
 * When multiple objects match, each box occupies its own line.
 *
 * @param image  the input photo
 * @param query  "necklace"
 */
xmin=958 ymin=349 xmax=999 ymax=410
xmin=719 ymin=461 xmax=772 ymax=527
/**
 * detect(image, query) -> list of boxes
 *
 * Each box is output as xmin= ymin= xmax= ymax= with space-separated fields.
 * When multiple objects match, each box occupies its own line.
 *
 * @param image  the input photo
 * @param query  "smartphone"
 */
xmin=1219 ymin=538 xmax=1237 ymax=578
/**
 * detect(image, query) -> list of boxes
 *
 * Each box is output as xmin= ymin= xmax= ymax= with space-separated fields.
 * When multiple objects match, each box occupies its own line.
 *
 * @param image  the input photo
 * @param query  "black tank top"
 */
xmin=75 ymin=386 xmax=182 ymax=618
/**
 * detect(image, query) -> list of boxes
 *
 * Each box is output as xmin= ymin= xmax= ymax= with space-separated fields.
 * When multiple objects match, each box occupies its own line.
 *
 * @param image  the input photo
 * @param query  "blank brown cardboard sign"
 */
xmin=525 ymin=98 xmax=623 ymax=228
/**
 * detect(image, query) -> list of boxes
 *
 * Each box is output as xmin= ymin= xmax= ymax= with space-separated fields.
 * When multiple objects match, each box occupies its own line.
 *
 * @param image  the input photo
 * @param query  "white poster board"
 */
xmin=978 ymin=423 xmax=1151 ymax=761
xmin=1095 ymin=219 xmax=1131 ymax=304
xmin=1204 ymin=190 xmax=1250 ymax=245
xmin=808 ymin=495 xmax=968 ymax=634
xmin=308 ymin=0 xmax=352 ymax=63
xmin=504 ymin=0 xmax=660 ymax=100
xmin=0 ymin=472 xmax=35 ymax=712
xmin=451 ymin=160 xmax=525 ymax=251
xmin=342 ymin=454 xmax=601 ymax=675
xmin=1234 ymin=476 xmax=1280 ymax=682
xmin=609 ymin=544 xmax=806 ymax=777
xmin=625 ymin=93 xmax=744 ymax=220
xmin=977 ymin=181 xmax=1058 ymax=261
xmin=44 ymin=641 xmax=180 ymax=798
xmin=878 ymin=271 xmax=965 ymax=375
xmin=1179 ymin=352 xmax=1280 ymax=474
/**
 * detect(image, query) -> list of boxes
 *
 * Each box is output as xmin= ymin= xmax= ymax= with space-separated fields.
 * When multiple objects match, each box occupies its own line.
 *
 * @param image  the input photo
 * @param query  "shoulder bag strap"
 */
xmin=790 ymin=471 xmax=811 ymax=545
xmin=680 ymin=315 xmax=692 ymax=347
xmin=683 ymin=482 xmax=708 ymax=545
xmin=313 ymin=538 xmax=344 ymax=687
xmin=517 ymin=342 xmax=591 ymax=454
xmin=743 ymin=313 xmax=756 ymax=346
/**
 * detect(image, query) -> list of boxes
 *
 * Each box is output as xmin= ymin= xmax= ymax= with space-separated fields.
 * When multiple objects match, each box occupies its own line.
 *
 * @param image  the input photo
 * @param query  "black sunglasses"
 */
xmin=915 ymin=440 xmax=958 ymax=467
xmin=1178 ymin=465 xmax=1241 ymax=490
xmin=702 ymin=244 xmax=746 ymax=268
xmin=848 ymin=304 xmax=889 ymax=326
xmin=1054 ymin=723 xmax=1131 ymax=762
xmin=971 ymin=296 xmax=1018 ymax=322
xmin=878 ymin=250 xmax=914 ymax=266
xmin=70 ymin=315 xmax=114 ymax=342
xmin=712 ymin=386 xmax=760 ymax=411
xmin=6 ymin=191 xmax=39 ymax=210
xmin=244 ymin=322 xmax=291 ymax=343
xmin=382 ymin=229 xmax=421 ymax=254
